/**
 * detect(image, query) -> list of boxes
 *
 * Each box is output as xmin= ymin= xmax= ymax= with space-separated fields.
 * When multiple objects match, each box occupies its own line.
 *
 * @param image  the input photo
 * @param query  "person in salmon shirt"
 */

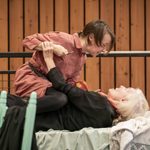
xmin=14 ymin=20 xmax=115 ymax=103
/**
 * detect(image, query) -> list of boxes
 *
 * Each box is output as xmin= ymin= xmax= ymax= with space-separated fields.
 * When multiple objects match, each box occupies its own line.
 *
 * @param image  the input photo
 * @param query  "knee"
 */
xmin=45 ymin=87 xmax=68 ymax=107
xmin=57 ymin=92 xmax=68 ymax=107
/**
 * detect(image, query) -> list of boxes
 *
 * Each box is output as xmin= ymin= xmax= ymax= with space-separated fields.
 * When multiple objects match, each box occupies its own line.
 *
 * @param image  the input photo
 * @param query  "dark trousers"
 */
xmin=7 ymin=87 xmax=68 ymax=114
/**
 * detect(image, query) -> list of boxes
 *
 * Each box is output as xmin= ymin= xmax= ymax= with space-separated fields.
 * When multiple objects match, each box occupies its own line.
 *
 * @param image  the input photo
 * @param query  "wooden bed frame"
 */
xmin=0 ymin=91 xmax=37 ymax=150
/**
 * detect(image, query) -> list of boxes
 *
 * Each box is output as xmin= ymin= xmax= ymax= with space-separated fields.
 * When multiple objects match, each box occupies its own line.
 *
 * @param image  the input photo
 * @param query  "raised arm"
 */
xmin=23 ymin=33 xmax=68 ymax=56
xmin=23 ymin=33 xmax=48 ymax=50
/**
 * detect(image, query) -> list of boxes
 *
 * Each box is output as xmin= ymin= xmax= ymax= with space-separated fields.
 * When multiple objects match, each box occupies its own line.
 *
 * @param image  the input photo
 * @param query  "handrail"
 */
xmin=0 ymin=51 xmax=150 ymax=58
xmin=0 ymin=51 xmax=150 ymax=74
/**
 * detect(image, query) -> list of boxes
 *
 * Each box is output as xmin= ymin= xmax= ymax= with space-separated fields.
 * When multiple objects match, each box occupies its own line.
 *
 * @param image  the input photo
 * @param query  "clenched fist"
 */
xmin=37 ymin=41 xmax=68 ymax=56
xmin=53 ymin=44 xmax=68 ymax=56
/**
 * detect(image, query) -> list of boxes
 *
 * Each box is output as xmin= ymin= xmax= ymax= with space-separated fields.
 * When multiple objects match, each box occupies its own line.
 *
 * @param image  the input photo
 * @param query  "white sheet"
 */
xmin=36 ymin=111 xmax=150 ymax=150
xmin=36 ymin=127 xmax=110 ymax=150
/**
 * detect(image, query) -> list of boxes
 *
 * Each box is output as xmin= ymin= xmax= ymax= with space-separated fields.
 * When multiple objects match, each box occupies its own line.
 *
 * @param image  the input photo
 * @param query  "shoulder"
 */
xmin=46 ymin=31 xmax=72 ymax=39
xmin=46 ymin=31 xmax=74 ymax=43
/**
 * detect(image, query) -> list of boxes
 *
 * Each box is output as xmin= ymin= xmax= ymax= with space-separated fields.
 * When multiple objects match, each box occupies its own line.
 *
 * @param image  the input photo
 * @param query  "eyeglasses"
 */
xmin=101 ymin=43 xmax=111 ymax=52
xmin=96 ymin=43 xmax=110 ymax=56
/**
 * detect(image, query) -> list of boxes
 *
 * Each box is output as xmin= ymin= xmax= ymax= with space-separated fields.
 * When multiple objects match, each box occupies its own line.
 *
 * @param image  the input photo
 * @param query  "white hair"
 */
xmin=116 ymin=88 xmax=149 ymax=121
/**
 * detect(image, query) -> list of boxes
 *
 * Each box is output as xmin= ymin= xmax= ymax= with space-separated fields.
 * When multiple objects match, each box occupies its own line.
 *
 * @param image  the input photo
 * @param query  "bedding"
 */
xmin=126 ymin=127 xmax=150 ymax=150
xmin=36 ymin=111 xmax=150 ymax=150
xmin=36 ymin=127 xmax=110 ymax=150
xmin=110 ymin=111 xmax=150 ymax=150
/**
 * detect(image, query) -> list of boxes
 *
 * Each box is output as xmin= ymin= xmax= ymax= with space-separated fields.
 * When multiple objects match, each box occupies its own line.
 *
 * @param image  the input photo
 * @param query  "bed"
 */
xmin=36 ymin=112 xmax=150 ymax=150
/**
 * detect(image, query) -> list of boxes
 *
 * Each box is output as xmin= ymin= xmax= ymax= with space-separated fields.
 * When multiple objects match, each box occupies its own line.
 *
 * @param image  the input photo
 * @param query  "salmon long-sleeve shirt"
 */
xmin=14 ymin=32 xmax=86 ymax=98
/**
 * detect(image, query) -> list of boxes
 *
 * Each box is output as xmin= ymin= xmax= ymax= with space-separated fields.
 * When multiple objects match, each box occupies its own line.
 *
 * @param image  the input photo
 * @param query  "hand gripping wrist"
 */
xmin=39 ymin=41 xmax=54 ymax=51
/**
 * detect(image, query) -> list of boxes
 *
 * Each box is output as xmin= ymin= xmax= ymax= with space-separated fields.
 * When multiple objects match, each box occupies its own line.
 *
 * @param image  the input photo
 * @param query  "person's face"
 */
xmin=108 ymin=86 xmax=135 ymax=100
xmin=108 ymin=86 xmax=149 ymax=119
xmin=107 ymin=86 xmax=135 ymax=115
xmin=83 ymin=33 xmax=112 ymax=57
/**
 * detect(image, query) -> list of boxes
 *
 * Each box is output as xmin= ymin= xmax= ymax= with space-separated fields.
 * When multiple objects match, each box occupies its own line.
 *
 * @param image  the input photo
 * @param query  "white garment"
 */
xmin=110 ymin=111 xmax=150 ymax=150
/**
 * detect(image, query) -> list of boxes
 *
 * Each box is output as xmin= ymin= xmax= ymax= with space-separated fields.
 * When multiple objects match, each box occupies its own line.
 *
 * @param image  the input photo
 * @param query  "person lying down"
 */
xmin=5 ymin=50 xmax=149 ymax=132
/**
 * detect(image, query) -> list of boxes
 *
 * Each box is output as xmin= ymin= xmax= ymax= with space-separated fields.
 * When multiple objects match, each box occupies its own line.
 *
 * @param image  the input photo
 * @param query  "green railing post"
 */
xmin=0 ymin=91 xmax=8 ymax=128
xmin=21 ymin=92 xmax=37 ymax=150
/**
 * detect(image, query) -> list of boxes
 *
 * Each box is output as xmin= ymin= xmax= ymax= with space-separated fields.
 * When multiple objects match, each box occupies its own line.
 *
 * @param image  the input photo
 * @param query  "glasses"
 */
xmin=96 ymin=43 xmax=110 ymax=56
xmin=101 ymin=43 xmax=111 ymax=51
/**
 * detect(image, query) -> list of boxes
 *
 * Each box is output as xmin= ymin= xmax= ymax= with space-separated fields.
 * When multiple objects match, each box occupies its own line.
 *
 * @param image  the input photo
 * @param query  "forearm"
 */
xmin=47 ymin=68 xmax=108 ymax=117
xmin=46 ymin=68 xmax=100 ymax=109
xmin=47 ymin=68 xmax=72 ymax=93
xmin=23 ymin=33 xmax=60 ymax=51
xmin=47 ymin=68 xmax=85 ymax=97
